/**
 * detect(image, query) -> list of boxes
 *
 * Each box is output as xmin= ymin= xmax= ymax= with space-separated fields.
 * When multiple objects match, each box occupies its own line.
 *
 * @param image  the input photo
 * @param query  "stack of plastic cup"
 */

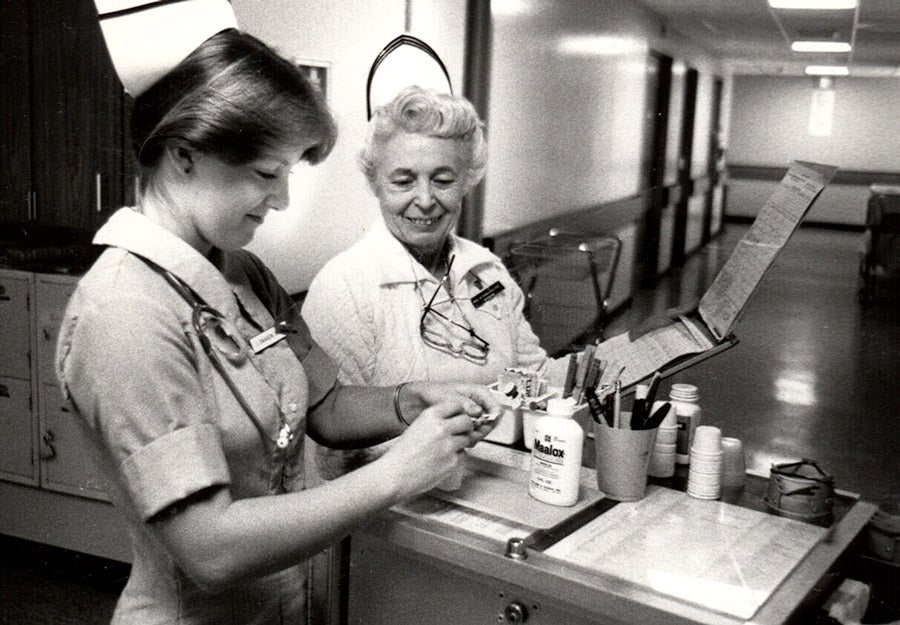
xmin=687 ymin=425 xmax=723 ymax=499
xmin=648 ymin=405 xmax=677 ymax=478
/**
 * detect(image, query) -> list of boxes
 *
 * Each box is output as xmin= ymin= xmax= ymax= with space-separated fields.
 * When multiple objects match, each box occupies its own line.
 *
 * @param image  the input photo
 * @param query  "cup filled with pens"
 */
xmin=586 ymin=371 xmax=670 ymax=502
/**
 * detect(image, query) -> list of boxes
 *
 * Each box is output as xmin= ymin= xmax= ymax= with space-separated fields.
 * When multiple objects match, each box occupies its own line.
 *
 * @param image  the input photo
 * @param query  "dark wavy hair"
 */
xmin=131 ymin=29 xmax=336 ymax=186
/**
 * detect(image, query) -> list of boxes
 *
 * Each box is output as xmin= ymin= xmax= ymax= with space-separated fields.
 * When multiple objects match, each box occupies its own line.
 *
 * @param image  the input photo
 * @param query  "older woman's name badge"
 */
xmin=472 ymin=281 xmax=505 ymax=308
xmin=250 ymin=327 xmax=286 ymax=354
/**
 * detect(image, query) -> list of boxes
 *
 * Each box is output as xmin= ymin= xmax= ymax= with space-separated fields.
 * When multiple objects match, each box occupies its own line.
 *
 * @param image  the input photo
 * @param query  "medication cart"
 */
xmin=344 ymin=444 xmax=876 ymax=625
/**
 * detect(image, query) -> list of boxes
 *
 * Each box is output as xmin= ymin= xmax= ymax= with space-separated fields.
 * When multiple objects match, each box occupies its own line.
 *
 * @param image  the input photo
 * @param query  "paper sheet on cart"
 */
xmin=595 ymin=316 xmax=715 ymax=388
xmin=391 ymin=444 xmax=601 ymax=543
xmin=699 ymin=160 xmax=838 ymax=341
xmin=393 ymin=496 xmax=534 ymax=543
xmin=544 ymin=486 xmax=827 ymax=620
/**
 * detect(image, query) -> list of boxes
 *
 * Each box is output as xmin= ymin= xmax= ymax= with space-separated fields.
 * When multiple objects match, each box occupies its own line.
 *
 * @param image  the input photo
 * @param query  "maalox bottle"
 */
xmin=529 ymin=397 xmax=583 ymax=506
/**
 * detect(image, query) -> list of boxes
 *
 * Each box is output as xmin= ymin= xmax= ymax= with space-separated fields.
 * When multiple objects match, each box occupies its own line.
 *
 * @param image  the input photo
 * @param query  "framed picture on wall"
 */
xmin=295 ymin=59 xmax=330 ymax=102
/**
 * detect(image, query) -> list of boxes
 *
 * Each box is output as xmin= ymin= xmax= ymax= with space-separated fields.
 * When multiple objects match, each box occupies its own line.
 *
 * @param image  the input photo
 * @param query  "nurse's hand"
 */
xmin=381 ymin=401 xmax=477 ymax=498
xmin=396 ymin=381 xmax=499 ymax=428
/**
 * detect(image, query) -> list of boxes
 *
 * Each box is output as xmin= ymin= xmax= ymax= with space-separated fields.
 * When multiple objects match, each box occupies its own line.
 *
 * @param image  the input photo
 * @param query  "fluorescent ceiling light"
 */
xmin=769 ymin=0 xmax=856 ymax=8
xmin=805 ymin=65 xmax=849 ymax=75
xmin=792 ymin=41 xmax=851 ymax=52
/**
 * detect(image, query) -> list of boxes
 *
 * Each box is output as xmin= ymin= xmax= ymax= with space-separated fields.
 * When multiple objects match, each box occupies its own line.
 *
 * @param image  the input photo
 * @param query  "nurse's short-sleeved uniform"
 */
xmin=56 ymin=207 xmax=337 ymax=625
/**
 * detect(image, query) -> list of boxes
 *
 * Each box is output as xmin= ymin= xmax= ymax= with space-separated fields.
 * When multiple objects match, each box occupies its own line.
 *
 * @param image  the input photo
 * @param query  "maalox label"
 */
xmin=528 ymin=401 xmax=583 ymax=507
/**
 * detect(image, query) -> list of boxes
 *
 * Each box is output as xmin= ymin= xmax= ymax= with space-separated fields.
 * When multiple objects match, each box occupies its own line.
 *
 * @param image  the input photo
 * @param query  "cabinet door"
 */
xmin=29 ymin=0 xmax=125 ymax=230
xmin=0 ymin=0 xmax=31 ymax=223
xmin=0 ymin=377 xmax=37 ymax=485
xmin=35 ymin=276 xmax=78 ymax=383
xmin=40 ymin=383 xmax=109 ymax=500
xmin=0 ymin=272 xmax=32 ymax=379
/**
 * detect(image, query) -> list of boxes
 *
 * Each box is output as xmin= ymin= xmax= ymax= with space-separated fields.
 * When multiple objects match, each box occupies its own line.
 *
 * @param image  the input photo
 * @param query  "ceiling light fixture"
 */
xmin=768 ymin=0 xmax=857 ymax=9
xmin=791 ymin=41 xmax=852 ymax=52
xmin=805 ymin=65 xmax=849 ymax=75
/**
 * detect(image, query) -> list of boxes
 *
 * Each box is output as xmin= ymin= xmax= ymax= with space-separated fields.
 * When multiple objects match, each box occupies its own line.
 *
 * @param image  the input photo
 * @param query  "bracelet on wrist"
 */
xmin=394 ymin=382 xmax=412 ymax=426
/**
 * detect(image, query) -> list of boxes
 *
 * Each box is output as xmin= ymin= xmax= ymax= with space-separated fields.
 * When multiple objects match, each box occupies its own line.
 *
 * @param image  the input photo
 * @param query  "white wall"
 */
xmin=483 ymin=0 xmax=726 ymax=237
xmin=233 ymin=1 xmax=726 ymax=292
xmin=727 ymin=75 xmax=899 ymax=225
xmin=235 ymin=0 xmax=468 ymax=293
xmin=728 ymin=76 xmax=900 ymax=171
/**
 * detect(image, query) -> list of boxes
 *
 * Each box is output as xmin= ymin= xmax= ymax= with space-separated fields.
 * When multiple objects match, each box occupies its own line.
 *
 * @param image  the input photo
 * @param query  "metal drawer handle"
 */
xmin=41 ymin=430 xmax=57 ymax=461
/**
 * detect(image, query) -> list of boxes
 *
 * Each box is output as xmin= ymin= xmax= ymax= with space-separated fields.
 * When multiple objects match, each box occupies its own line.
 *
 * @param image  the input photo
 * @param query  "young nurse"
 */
xmin=56 ymin=3 xmax=496 ymax=622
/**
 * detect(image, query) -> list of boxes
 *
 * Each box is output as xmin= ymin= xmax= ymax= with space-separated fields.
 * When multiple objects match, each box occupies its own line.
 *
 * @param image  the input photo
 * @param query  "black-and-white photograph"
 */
xmin=1 ymin=1 xmax=898 ymax=624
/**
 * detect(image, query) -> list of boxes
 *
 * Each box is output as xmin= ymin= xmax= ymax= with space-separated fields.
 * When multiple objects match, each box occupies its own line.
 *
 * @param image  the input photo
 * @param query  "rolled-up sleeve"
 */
xmin=121 ymin=424 xmax=229 ymax=519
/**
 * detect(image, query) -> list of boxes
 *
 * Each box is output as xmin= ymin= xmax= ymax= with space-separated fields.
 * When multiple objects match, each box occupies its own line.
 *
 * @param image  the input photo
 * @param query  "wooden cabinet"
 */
xmin=0 ymin=1 xmax=31 ymax=224
xmin=0 ymin=0 xmax=133 ymax=230
xmin=0 ymin=269 xmax=108 ymax=500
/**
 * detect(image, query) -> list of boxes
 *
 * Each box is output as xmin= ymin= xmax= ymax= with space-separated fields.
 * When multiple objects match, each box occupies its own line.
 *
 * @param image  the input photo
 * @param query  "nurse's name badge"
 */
xmin=471 ymin=281 xmax=505 ymax=309
xmin=250 ymin=326 xmax=286 ymax=354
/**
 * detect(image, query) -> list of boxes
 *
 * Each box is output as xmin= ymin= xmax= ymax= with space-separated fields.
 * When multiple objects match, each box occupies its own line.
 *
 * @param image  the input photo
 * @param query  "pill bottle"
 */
xmin=529 ymin=397 xmax=583 ymax=506
xmin=664 ymin=383 xmax=702 ymax=464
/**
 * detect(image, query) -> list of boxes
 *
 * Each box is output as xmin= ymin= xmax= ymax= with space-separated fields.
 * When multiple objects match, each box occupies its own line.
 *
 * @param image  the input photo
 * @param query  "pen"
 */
xmin=613 ymin=379 xmax=622 ymax=428
xmin=641 ymin=402 xmax=671 ymax=430
xmin=583 ymin=357 xmax=602 ymax=394
xmin=584 ymin=386 xmax=607 ymax=426
xmin=631 ymin=383 xmax=648 ymax=429
xmin=595 ymin=384 xmax=614 ymax=427
xmin=574 ymin=345 xmax=594 ymax=398
xmin=562 ymin=353 xmax=578 ymax=398
xmin=645 ymin=370 xmax=662 ymax=410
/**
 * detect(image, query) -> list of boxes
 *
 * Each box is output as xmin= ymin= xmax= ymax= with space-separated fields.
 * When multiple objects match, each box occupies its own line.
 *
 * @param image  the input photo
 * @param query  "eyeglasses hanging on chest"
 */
xmin=417 ymin=254 xmax=490 ymax=363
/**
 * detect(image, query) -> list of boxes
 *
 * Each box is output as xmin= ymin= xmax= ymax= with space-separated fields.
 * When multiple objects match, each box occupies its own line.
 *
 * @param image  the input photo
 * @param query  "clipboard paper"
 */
xmin=596 ymin=161 xmax=837 ymax=390
xmin=544 ymin=487 xmax=827 ymax=620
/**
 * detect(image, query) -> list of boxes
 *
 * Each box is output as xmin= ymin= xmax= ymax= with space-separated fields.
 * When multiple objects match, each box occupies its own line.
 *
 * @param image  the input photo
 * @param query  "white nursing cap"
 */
xmin=94 ymin=0 xmax=239 ymax=96
xmin=366 ymin=34 xmax=453 ymax=118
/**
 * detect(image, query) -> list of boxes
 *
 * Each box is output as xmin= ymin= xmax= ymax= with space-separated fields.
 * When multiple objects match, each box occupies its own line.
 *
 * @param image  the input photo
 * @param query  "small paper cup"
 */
xmin=692 ymin=425 xmax=722 ymax=453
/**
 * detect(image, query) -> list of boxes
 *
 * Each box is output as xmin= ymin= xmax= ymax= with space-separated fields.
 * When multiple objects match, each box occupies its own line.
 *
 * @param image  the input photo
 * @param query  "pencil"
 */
xmin=613 ymin=379 xmax=622 ymax=428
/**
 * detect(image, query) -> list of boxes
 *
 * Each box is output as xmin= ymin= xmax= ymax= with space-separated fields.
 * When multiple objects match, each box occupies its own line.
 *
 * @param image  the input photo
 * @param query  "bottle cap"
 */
xmin=669 ymin=383 xmax=699 ymax=401
xmin=546 ymin=397 xmax=577 ymax=417
xmin=94 ymin=0 xmax=239 ymax=96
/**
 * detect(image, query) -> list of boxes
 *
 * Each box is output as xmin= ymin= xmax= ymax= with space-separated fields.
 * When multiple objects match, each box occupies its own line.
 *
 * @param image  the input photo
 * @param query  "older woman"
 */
xmin=303 ymin=86 xmax=551 ymax=473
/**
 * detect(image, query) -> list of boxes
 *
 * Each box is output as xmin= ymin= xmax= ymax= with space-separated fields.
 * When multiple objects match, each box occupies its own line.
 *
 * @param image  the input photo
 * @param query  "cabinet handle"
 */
xmin=27 ymin=191 xmax=32 ymax=221
xmin=27 ymin=190 xmax=37 ymax=222
xmin=96 ymin=172 xmax=102 ymax=213
xmin=41 ymin=430 xmax=57 ymax=461
xmin=0 ymin=384 xmax=9 ymax=398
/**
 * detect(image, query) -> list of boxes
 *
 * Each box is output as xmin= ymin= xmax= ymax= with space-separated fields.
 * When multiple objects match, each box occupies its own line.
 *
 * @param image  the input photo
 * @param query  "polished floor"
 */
xmin=604 ymin=222 xmax=899 ymax=504
xmin=1 ymin=222 xmax=898 ymax=624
